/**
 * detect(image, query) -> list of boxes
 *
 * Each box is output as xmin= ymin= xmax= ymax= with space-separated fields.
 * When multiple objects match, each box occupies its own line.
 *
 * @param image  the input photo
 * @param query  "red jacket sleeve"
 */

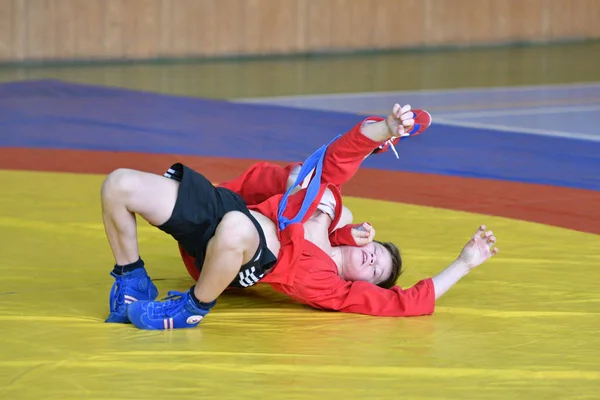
xmin=328 ymin=224 xmax=359 ymax=246
xmin=320 ymin=117 xmax=385 ymax=189
xmin=283 ymin=262 xmax=436 ymax=317
xmin=311 ymin=279 xmax=435 ymax=317
xmin=218 ymin=161 xmax=301 ymax=206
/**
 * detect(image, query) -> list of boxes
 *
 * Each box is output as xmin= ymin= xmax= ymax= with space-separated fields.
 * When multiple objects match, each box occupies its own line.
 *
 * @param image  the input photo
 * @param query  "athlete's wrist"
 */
xmin=449 ymin=259 xmax=471 ymax=275
xmin=360 ymin=118 xmax=394 ymax=142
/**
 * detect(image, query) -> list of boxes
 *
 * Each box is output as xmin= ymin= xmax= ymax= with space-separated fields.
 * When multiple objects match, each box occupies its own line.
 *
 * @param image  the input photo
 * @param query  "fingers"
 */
xmin=354 ymin=229 xmax=370 ymax=238
xmin=484 ymin=230 xmax=494 ymax=241
xmin=368 ymin=226 xmax=376 ymax=241
xmin=392 ymin=104 xmax=411 ymax=115
xmin=393 ymin=103 xmax=410 ymax=115
xmin=472 ymin=224 xmax=500 ymax=255
xmin=358 ymin=222 xmax=374 ymax=238
xmin=352 ymin=223 xmax=375 ymax=246
xmin=353 ymin=223 xmax=371 ymax=238
xmin=472 ymin=224 xmax=486 ymax=239
xmin=396 ymin=105 xmax=414 ymax=127
xmin=481 ymin=226 xmax=499 ymax=256
xmin=391 ymin=103 xmax=414 ymax=136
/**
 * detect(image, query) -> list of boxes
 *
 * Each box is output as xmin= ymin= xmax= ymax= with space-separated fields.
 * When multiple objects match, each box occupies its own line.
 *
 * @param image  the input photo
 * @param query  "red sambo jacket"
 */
xmin=179 ymin=117 xmax=436 ymax=317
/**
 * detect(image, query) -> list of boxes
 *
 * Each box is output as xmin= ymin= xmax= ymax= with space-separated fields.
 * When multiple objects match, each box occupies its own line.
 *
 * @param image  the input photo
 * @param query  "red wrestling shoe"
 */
xmin=372 ymin=109 xmax=432 ymax=158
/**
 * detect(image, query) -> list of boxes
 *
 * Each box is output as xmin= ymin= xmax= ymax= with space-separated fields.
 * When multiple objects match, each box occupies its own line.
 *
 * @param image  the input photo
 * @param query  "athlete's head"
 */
xmin=338 ymin=240 xmax=402 ymax=288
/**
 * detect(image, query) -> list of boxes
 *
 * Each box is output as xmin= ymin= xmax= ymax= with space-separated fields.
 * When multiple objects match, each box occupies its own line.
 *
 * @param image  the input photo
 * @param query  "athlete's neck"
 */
xmin=330 ymin=246 xmax=345 ymax=278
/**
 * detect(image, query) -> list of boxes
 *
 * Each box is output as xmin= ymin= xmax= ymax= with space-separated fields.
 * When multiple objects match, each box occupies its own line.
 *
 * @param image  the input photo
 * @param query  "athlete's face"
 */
xmin=338 ymin=242 xmax=393 ymax=285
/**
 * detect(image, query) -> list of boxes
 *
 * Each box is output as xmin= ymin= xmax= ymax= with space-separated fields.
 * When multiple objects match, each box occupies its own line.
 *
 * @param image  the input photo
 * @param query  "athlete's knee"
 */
xmin=101 ymin=168 xmax=141 ymax=203
xmin=213 ymin=211 xmax=259 ymax=252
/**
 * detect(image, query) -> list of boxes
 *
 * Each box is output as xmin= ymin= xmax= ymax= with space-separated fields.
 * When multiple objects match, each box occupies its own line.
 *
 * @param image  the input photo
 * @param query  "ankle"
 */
xmin=189 ymin=287 xmax=216 ymax=310
xmin=112 ymin=258 xmax=145 ymax=275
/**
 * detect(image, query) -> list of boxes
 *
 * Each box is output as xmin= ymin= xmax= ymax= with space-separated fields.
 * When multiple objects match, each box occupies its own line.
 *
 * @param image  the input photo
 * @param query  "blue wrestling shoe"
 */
xmin=105 ymin=268 xmax=159 ymax=324
xmin=126 ymin=288 xmax=214 ymax=330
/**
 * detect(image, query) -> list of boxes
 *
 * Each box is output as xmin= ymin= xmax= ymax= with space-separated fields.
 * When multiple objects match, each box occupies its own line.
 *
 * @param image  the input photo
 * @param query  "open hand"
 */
xmin=458 ymin=225 xmax=500 ymax=269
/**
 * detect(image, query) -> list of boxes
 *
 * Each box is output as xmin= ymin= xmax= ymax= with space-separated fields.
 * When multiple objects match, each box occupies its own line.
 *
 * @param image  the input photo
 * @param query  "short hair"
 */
xmin=375 ymin=240 xmax=403 ymax=289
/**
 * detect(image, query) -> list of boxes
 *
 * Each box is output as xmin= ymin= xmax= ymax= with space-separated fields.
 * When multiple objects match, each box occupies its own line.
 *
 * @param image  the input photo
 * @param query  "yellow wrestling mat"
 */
xmin=1 ymin=170 xmax=599 ymax=399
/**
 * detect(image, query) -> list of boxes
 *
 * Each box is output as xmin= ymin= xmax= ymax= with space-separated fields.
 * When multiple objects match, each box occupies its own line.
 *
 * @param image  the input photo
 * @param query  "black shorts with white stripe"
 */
xmin=228 ymin=222 xmax=277 ymax=289
xmin=163 ymin=165 xmax=183 ymax=182
xmin=158 ymin=163 xmax=276 ymax=289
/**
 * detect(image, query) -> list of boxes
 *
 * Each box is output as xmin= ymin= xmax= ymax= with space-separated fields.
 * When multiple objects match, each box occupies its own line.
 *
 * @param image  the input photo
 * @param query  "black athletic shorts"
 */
xmin=157 ymin=163 xmax=277 ymax=288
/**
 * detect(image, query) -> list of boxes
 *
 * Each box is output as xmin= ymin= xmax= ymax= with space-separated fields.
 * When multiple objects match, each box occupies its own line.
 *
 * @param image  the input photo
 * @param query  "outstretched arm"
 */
xmin=432 ymin=225 xmax=499 ymax=299
xmin=319 ymin=104 xmax=415 ymax=189
xmin=288 ymin=225 xmax=499 ymax=317
xmin=292 ymin=273 xmax=436 ymax=317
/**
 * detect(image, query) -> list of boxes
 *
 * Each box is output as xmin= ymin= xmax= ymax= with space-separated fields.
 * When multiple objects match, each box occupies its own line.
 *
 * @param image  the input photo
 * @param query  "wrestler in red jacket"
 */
xmin=101 ymin=103 xmax=500 ymax=330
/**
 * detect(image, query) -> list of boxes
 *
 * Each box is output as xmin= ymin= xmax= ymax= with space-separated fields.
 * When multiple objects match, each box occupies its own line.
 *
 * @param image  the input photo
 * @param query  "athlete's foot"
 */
xmin=105 ymin=268 xmax=159 ymax=323
xmin=127 ymin=288 xmax=214 ymax=330
xmin=372 ymin=108 xmax=432 ymax=158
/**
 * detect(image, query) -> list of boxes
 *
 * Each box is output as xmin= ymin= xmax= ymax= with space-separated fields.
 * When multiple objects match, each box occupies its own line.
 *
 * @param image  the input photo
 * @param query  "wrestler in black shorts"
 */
xmin=157 ymin=163 xmax=277 ymax=288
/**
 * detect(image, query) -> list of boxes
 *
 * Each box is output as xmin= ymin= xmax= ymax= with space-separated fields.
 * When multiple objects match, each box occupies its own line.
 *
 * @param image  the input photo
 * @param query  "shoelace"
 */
xmin=382 ymin=137 xmax=400 ymax=159
xmin=380 ymin=117 xmax=421 ymax=159
xmin=152 ymin=290 xmax=188 ymax=317
xmin=108 ymin=275 xmax=124 ymax=312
